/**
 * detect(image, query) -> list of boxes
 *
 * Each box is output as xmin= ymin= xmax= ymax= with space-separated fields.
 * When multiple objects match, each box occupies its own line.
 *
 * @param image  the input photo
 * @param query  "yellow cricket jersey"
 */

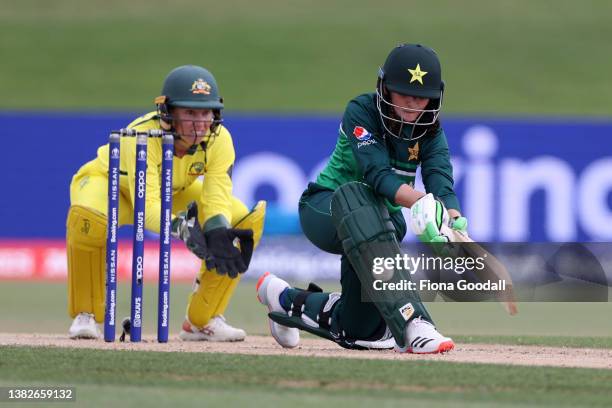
xmin=90 ymin=111 xmax=235 ymax=233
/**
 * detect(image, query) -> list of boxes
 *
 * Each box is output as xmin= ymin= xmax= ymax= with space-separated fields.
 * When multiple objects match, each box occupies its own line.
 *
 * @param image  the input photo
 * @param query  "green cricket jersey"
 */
xmin=316 ymin=93 xmax=460 ymax=212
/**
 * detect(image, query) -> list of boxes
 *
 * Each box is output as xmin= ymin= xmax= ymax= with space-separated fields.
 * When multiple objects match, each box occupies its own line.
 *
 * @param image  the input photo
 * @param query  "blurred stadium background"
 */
xmin=1 ymin=0 xmax=611 ymax=337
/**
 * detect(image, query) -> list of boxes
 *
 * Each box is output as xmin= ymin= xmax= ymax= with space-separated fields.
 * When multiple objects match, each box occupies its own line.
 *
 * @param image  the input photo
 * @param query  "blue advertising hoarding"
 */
xmin=1 ymin=112 xmax=611 ymax=242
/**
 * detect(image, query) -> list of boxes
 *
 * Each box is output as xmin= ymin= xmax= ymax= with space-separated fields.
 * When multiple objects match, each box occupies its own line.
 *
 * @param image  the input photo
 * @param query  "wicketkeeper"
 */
xmin=257 ymin=44 xmax=467 ymax=353
xmin=66 ymin=65 xmax=265 ymax=341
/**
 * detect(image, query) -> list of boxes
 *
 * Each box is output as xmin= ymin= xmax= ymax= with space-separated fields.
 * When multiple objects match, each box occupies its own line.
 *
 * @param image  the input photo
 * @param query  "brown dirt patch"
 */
xmin=1 ymin=333 xmax=611 ymax=369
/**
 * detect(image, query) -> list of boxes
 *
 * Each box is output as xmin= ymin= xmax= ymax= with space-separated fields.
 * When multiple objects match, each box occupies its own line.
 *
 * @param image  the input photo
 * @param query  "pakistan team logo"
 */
xmin=408 ymin=64 xmax=427 ymax=85
xmin=190 ymin=79 xmax=211 ymax=95
xmin=408 ymin=141 xmax=419 ymax=161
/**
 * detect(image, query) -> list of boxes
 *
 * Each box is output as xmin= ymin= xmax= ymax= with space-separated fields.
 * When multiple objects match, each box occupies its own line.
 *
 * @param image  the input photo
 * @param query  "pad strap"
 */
xmin=317 ymin=292 xmax=340 ymax=331
xmin=289 ymin=283 xmax=323 ymax=317
xmin=290 ymin=292 xmax=308 ymax=317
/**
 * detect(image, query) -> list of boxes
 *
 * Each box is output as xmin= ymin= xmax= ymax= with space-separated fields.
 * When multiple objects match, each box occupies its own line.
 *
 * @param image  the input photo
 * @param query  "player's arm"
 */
xmin=411 ymin=130 xmax=467 ymax=241
xmin=419 ymin=129 xmax=460 ymax=212
xmin=393 ymin=184 xmax=424 ymax=208
xmin=200 ymin=127 xmax=234 ymax=229
xmin=199 ymin=128 xmax=253 ymax=277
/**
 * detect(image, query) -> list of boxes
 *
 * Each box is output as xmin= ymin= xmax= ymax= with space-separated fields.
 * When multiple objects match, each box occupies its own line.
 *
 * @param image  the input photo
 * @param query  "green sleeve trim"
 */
xmin=203 ymin=214 xmax=230 ymax=232
xmin=389 ymin=159 xmax=418 ymax=171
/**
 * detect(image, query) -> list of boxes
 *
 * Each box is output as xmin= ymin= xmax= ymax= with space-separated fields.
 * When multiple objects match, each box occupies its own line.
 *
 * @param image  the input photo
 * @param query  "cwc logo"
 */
xmin=353 ymin=126 xmax=371 ymax=141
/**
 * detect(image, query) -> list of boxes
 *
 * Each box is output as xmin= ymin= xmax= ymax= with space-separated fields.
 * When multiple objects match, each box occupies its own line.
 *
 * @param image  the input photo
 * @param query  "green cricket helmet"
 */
xmin=155 ymin=65 xmax=224 ymax=135
xmin=156 ymin=65 xmax=224 ymax=109
xmin=376 ymin=44 xmax=444 ymax=140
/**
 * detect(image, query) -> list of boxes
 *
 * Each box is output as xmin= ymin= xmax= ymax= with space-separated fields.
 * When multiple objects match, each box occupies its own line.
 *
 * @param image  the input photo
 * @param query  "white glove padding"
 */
xmin=409 ymin=193 xmax=451 ymax=243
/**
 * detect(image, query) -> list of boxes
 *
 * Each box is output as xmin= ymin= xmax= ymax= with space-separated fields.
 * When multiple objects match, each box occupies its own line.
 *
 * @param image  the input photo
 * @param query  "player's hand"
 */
xmin=204 ymin=227 xmax=254 ymax=278
xmin=409 ymin=193 xmax=452 ymax=243
xmin=171 ymin=201 xmax=212 ymax=261
xmin=449 ymin=216 xmax=468 ymax=236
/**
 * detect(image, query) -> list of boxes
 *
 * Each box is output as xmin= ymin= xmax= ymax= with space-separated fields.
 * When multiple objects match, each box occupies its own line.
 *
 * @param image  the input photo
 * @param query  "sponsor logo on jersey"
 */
xmin=191 ymin=78 xmax=211 ymax=95
xmin=188 ymin=162 xmax=205 ymax=176
xmin=353 ymin=126 xmax=372 ymax=141
xmin=357 ymin=139 xmax=377 ymax=149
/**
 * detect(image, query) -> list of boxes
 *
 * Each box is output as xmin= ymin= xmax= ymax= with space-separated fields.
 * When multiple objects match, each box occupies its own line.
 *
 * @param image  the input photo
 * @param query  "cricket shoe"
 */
xmin=68 ymin=312 xmax=100 ymax=339
xmin=353 ymin=325 xmax=396 ymax=350
xmin=256 ymin=272 xmax=300 ymax=348
xmin=179 ymin=316 xmax=246 ymax=342
xmin=395 ymin=317 xmax=454 ymax=354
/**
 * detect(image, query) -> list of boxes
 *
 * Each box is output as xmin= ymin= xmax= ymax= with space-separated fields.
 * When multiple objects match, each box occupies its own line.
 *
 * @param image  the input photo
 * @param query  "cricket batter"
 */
xmin=257 ymin=44 xmax=466 ymax=353
xmin=67 ymin=65 xmax=265 ymax=341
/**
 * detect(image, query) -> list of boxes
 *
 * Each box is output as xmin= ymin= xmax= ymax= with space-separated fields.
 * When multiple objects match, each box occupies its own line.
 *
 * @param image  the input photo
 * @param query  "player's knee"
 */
xmin=66 ymin=205 xmax=107 ymax=243
xmin=330 ymin=182 xmax=396 ymax=249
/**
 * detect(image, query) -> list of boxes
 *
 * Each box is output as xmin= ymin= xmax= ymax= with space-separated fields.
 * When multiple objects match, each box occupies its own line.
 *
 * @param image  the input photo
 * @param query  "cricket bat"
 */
xmin=443 ymin=226 xmax=518 ymax=315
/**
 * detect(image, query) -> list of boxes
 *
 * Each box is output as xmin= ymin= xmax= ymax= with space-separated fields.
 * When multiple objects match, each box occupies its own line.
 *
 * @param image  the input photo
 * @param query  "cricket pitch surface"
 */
xmin=1 ymin=333 xmax=611 ymax=369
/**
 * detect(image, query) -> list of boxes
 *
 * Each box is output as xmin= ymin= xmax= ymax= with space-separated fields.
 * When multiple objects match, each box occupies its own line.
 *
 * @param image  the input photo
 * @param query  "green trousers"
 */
xmin=294 ymin=182 xmax=408 ymax=340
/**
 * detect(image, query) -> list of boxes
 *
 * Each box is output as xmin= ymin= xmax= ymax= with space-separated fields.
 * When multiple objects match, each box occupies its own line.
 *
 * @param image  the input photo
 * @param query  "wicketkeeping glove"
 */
xmin=171 ymin=201 xmax=211 ymax=261
xmin=204 ymin=227 xmax=254 ymax=278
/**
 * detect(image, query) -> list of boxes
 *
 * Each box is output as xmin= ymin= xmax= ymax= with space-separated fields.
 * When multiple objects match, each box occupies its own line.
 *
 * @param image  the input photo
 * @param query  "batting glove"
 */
xmin=449 ymin=216 xmax=468 ymax=235
xmin=409 ymin=193 xmax=451 ymax=243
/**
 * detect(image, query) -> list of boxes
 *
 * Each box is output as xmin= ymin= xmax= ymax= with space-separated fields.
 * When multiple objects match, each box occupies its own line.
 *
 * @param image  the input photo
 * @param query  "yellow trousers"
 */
xmin=67 ymin=169 xmax=251 ymax=327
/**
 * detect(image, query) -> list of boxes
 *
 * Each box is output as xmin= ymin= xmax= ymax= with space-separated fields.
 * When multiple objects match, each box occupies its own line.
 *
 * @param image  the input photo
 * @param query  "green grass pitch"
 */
xmin=2 ymin=1 xmax=612 ymax=405
xmin=1 ymin=281 xmax=612 ymax=406
xmin=2 ymin=0 xmax=612 ymax=116
xmin=2 ymin=346 xmax=612 ymax=407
